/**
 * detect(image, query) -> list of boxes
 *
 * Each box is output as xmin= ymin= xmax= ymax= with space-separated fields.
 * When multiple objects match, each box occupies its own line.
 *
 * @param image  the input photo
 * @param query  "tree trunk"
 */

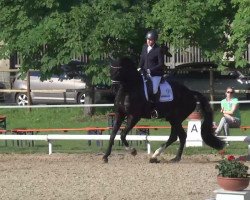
xmin=83 ymin=86 xmax=95 ymax=117
xmin=209 ymin=70 xmax=214 ymax=110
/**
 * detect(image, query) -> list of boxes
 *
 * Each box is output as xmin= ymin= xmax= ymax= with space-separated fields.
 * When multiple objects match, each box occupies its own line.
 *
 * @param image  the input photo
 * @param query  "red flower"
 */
xmin=227 ymin=155 xmax=235 ymax=161
xmin=239 ymin=156 xmax=246 ymax=162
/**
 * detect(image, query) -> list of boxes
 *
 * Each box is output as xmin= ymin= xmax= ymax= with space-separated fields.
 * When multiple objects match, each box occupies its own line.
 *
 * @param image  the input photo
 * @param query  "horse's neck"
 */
xmin=124 ymin=73 xmax=143 ymax=92
xmin=120 ymin=76 xmax=145 ymax=106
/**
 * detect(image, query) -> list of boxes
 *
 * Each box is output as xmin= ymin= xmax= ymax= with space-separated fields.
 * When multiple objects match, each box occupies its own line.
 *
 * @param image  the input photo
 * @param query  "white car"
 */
xmin=12 ymin=61 xmax=86 ymax=106
xmin=0 ymin=82 xmax=5 ymax=102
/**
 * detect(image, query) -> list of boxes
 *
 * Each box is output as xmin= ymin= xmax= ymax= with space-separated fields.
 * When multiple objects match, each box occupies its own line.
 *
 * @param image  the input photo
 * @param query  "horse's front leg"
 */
xmin=103 ymin=113 xmax=125 ymax=163
xmin=120 ymin=115 xmax=140 ymax=156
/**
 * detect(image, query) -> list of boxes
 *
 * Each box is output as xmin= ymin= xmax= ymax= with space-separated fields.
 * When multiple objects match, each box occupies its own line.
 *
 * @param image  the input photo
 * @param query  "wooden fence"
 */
xmin=165 ymin=43 xmax=250 ymax=68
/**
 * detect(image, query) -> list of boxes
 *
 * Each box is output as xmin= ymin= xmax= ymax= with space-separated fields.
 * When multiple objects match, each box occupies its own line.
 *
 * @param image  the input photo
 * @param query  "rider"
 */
xmin=138 ymin=30 xmax=164 ymax=118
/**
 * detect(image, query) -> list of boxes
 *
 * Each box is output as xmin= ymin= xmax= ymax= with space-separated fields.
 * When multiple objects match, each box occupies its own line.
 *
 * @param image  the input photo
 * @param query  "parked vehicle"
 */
xmin=12 ymin=61 xmax=114 ymax=106
xmin=13 ymin=71 xmax=86 ymax=106
xmin=0 ymin=82 xmax=5 ymax=102
xmin=167 ymin=63 xmax=250 ymax=100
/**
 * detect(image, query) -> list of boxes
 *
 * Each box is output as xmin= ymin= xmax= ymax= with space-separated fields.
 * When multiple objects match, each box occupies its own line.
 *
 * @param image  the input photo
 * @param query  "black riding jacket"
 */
xmin=138 ymin=44 xmax=164 ymax=76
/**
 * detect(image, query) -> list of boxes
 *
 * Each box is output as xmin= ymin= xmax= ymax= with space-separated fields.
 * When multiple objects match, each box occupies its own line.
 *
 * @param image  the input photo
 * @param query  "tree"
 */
xmin=230 ymin=0 xmax=250 ymax=67
xmin=3 ymin=0 xmax=248 ymax=114
xmin=0 ymin=0 xmax=154 ymax=115
xmin=148 ymin=0 xmax=250 ymax=68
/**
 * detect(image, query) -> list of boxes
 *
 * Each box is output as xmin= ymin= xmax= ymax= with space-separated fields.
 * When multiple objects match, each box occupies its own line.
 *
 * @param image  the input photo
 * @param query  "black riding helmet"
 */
xmin=146 ymin=30 xmax=158 ymax=41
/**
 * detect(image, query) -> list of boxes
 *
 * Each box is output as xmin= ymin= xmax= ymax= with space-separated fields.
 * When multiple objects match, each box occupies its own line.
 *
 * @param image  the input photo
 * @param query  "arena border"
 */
xmin=0 ymin=134 xmax=250 ymax=155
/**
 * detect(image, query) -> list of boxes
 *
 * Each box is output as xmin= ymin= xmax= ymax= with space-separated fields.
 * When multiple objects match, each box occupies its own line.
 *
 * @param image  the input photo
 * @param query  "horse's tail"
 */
xmin=193 ymin=91 xmax=225 ymax=150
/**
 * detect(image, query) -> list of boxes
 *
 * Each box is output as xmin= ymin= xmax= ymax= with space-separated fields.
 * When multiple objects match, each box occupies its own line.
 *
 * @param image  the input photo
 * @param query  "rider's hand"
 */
xmin=146 ymin=69 xmax=151 ymax=77
xmin=137 ymin=68 xmax=145 ymax=75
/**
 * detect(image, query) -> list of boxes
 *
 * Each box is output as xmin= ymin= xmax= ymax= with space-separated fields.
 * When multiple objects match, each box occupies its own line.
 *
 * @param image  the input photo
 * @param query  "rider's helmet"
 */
xmin=146 ymin=30 xmax=158 ymax=41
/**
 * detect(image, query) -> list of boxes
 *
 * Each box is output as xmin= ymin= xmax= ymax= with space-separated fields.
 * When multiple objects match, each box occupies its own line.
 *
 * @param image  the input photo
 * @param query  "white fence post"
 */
xmin=147 ymin=142 xmax=151 ymax=154
xmin=48 ymin=140 xmax=53 ymax=155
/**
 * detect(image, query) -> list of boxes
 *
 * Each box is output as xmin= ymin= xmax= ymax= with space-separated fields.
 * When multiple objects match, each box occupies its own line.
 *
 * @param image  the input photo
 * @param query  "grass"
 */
xmin=0 ymin=104 xmax=250 ymax=156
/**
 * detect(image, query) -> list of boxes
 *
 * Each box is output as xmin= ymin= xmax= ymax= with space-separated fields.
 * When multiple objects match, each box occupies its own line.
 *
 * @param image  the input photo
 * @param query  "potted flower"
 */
xmin=215 ymin=155 xmax=250 ymax=191
xmin=188 ymin=104 xmax=202 ymax=120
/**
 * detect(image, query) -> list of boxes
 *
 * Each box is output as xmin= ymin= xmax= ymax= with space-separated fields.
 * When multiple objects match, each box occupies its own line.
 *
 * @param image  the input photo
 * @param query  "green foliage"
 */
xmin=148 ymin=0 xmax=250 ymax=68
xmin=0 ymin=0 xmax=151 ymax=82
xmin=216 ymin=155 xmax=249 ymax=178
xmin=229 ymin=0 xmax=250 ymax=67
xmin=0 ymin=0 xmax=249 ymax=77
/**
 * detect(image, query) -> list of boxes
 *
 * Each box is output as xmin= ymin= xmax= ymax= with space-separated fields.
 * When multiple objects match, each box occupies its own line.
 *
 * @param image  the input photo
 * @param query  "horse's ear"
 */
xmin=161 ymin=44 xmax=172 ymax=57
xmin=108 ymin=52 xmax=119 ymax=67
xmin=108 ymin=52 xmax=115 ymax=62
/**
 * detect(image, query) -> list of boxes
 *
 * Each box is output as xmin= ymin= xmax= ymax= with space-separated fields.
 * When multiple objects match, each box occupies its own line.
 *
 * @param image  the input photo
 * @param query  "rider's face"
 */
xmin=147 ymin=39 xmax=155 ymax=47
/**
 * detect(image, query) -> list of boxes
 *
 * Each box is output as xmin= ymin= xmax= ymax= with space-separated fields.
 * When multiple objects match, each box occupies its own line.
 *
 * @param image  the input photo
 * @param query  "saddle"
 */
xmin=142 ymin=75 xmax=173 ymax=102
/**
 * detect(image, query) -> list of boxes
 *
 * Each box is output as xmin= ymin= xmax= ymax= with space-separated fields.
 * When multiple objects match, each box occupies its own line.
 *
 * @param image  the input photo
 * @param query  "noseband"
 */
xmin=110 ymin=65 xmax=122 ymax=69
xmin=111 ymin=80 xmax=121 ymax=84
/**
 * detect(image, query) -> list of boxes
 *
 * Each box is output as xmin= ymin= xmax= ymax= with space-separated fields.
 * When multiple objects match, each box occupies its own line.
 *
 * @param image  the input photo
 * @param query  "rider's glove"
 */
xmin=137 ymin=68 xmax=145 ymax=75
xmin=146 ymin=69 xmax=151 ymax=77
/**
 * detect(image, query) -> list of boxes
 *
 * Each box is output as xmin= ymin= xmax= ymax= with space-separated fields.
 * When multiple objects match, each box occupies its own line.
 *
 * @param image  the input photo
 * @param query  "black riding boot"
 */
xmin=149 ymin=93 xmax=159 ymax=119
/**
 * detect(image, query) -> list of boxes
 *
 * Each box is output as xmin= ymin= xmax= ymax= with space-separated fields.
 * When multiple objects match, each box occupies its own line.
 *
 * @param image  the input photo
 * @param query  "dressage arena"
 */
xmin=1 ymin=152 xmax=248 ymax=200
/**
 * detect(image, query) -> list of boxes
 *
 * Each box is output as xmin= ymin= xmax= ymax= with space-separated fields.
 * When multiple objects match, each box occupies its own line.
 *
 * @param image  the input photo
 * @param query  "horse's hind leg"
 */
xmin=150 ymin=121 xmax=187 ymax=163
xmin=150 ymin=127 xmax=178 ymax=163
xmin=120 ymin=115 xmax=140 ymax=156
xmin=171 ymin=125 xmax=187 ymax=162
xmin=103 ymin=113 xmax=125 ymax=163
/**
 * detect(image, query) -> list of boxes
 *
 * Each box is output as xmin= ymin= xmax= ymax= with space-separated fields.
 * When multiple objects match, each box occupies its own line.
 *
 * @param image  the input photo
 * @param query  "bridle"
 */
xmin=110 ymin=65 xmax=122 ymax=84
xmin=111 ymin=80 xmax=121 ymax=84
xmin=110 ymin=65 xmax=122 ymax=69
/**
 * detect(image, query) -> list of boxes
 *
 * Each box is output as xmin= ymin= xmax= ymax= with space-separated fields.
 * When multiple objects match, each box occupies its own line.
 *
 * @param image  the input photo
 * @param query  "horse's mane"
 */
xmin=117 ymin=57 xmax=137 ymax=70
xmin=120 ymin=57 xmax=142 ymax=86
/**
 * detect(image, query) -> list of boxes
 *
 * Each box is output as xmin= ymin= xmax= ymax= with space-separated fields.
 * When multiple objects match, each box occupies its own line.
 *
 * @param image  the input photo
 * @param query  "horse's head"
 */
xmin=110 ymin=57 xmax=137 ymax=84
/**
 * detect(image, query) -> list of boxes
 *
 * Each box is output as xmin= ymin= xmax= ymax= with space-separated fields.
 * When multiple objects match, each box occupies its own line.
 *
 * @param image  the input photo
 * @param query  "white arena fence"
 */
xmin=0 ymin=134 xmax=250 ymax=155
xmin=0 ymin=103 xmax=114 ymax=109
xmin=0 ymin=100 xmax=250 ymax=109
xmin=0 ymin=100 xmax=250 ymax=155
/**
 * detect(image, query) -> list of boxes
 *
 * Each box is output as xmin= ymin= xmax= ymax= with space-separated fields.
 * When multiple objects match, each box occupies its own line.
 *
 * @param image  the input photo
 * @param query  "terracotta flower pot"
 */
xmin=217 ymin=176 xmax=250 ymax=191
xmin=188 ymin=111 xmax=202 ymax=120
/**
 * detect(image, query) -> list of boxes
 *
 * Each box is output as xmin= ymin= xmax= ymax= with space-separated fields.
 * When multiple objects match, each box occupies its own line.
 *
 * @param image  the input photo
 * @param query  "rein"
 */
xmin=110 ymin=65 xmax=122 ymax=69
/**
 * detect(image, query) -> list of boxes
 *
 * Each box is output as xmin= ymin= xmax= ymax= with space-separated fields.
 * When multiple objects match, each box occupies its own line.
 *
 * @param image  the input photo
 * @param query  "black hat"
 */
xmin=146 ymin=30 xmax=158 ymax=40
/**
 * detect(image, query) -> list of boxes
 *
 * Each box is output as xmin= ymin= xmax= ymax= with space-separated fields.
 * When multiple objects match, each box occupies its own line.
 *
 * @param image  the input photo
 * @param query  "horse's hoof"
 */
xmin=102 ymin=156 xmax=108 ymax=163
xmin=149 ymin=157 xmax=160 ymax=163
xmin=170 ymin=157 xmax=181 ymax=163
xmin=131 ymin=148 xmax=137 ymax=156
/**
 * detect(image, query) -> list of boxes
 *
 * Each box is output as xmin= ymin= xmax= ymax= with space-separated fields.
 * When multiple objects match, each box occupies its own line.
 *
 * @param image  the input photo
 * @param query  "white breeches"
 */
xmin=150 ymin=76 xmax=161 ymax=94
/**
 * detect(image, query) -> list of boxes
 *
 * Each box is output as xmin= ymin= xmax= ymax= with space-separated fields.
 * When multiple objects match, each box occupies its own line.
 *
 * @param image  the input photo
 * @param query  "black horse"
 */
xmin=103 ymin=57 xmax=225 ymax=163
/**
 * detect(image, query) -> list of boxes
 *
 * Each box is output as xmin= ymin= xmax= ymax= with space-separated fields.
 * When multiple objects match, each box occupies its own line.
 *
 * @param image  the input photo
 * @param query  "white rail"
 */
xmin=0 ymin=134 xmax=249 ymax=155
xmin=1 ymin=100 xmax=250 ymax=109
xmin=0 ymin=104 xmax=114 ymax=109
